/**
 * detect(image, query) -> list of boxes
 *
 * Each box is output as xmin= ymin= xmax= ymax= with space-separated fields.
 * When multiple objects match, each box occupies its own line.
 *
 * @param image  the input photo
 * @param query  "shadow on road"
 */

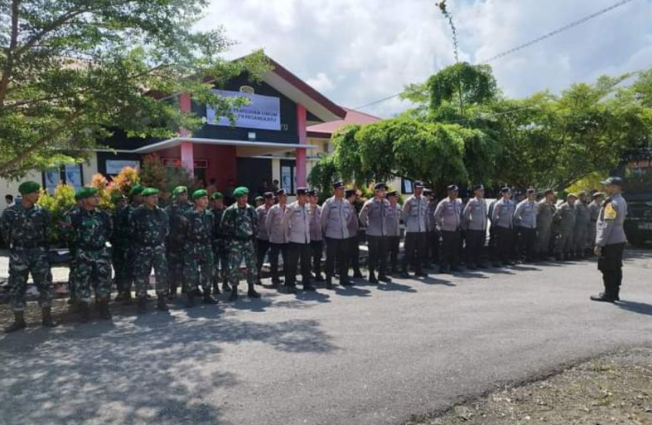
xmin=617 ymin=300 xmax=652 ymax=317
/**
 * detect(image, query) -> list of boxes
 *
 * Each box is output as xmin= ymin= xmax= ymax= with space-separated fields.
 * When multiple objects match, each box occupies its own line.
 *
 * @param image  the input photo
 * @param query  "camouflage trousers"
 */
xmin=167 ymin=248 xmax=185 ymax=290
xmin=112 ymin=243 xmax=130 ymax=293
xmin=184 ymin=243 xmax=214 ymax=293
xmin=133 ymin=244 xmax=168 ymax=298
xmin=228 ymin=239 xmax=257 ymax=286
xmin=212 ymin=239 xmax=230 ymax=283
xmin=73 ymin=248 xmax=112 ymax=303
xmin=8 ymin=247 xmax=53 ymax=312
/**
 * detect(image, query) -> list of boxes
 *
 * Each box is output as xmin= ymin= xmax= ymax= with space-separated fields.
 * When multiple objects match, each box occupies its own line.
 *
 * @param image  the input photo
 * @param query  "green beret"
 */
xmin=130 ymin=185 xmax=144 ymax=196
xmin=18 ymin=181 xmax=41 ymax=195
xmin=211 ymin=192 xmax=223 ymax=200
xmin=142 ymin=187 xmax=160 ymax=197
xmin=192 ymin=189 xmax=208 ymax=201
xmin=75 ymin=187 xmax=98 ymax=201
xmin=172 ymin=186 xmax=188 ymax=197
xmin=233 ymin=186 xmax=249 ymax=197
xmin=110 ymin=192 xmax=125 ymax=203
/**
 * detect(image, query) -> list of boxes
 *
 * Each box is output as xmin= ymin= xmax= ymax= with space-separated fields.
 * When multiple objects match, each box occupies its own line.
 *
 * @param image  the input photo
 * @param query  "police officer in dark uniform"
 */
xmin=591 ymin=177 xmax=628 ymax=303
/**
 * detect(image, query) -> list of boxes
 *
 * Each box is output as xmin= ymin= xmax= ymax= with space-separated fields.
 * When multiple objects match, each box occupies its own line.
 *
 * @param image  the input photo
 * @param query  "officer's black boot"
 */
xmin=325 ymin=277 xmax=334 ymax=290
xmin=41 ymin=307 xmax=58 ymax=328
xmin=303 ymin=281 xmax=316 ymax=291
xmin=168 ymin=283 xmax=177 ymax=300
xmin=185 ymin=292 xmax=195 ymax=308
xmin=212 ymin=281 xmax=221 ymax=295
xmin=247 ymin=284 xmax=261 ymax=299
xmin=315 ymin=272 xmax=325 ymax=282
xmin=353 ymin=268 xmax=365 ymax=279
xmin=122 ymin=290 xmax=133 ymax=306
xmin=4 ymin=311 xmax=27 ymax=333
xmin=202 ymin=289 xmax=219 ymax=305
xmin=229 ymin=285 xmax=238 ymax=302
xmin=400 ymin=268 xmax=410 ymax=279
xmin=137 ymin=296 xmax=147 ymax=314
xmin=368 ymin=271 xmax=378 ymax=284
xmin=156 ymin=295 xmax=169 ymax=311
xmin=99 ymin=299 xmax=112 ymax=320
xmin=222 ymin=282 xmax=232 ymax=293
xmin=78 ymin=302 xmax=90 ymax=323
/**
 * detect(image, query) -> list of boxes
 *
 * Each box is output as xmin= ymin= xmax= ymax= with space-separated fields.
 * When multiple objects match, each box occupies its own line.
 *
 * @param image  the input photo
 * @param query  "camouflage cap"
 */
xmin=141 ymin=187 xmax=160 ymax=197
xmin=18 ymin=181 xmax=40 ymax=195
xmin=233 ymin=187 xmax=249 ymax=197
xmin=75 ymin=187 xmax=98 ymax=201
xmin=192 ymin=189 xmax=208 ymax=201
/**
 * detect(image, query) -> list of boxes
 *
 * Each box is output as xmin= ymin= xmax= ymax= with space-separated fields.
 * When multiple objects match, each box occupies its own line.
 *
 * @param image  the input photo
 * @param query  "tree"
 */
xmin=0 ymin=0 xmax=269 ymax=178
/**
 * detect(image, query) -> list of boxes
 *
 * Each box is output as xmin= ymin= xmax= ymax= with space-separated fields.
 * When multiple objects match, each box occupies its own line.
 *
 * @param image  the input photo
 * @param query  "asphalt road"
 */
xmin=1 ymin=251 xmax=651 ymax=425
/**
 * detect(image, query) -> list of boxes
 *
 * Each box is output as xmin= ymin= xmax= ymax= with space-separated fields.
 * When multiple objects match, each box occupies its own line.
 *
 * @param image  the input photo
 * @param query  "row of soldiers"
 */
xmin=1 ymin=177 xmax=626 ymax=332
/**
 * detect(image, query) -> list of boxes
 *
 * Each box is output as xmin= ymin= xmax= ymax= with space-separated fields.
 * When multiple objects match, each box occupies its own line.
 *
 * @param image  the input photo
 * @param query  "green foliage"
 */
xmin=112 ymin=166 xmax=140 ymax=195
xmin=331 ymin=125 xmax=363 ymax=183
xmin=427 ymin=63 xmax=498 ymax=113
xmin=163 ymin=166 xmax=202 ymax=194
xmin=139 ymin=154 xmax=167 ymax=192
xmin=308 ymin=155 xmax=338 ymax=200
xmin=0 ymin=0 xmax=269 ymax=178
xmin=37 ymin=184 xmax=75 ymax=246
xmin=89 ymin=173 xmax=114 ymax=211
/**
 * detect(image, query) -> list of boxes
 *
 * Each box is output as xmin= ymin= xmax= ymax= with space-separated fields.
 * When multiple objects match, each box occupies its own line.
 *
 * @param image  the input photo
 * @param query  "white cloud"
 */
xmin=197 ymin=0 xmax=652 ymax=117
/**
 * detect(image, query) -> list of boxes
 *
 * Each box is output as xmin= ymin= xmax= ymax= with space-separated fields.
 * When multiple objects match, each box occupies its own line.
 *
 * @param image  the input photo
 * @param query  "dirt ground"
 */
xmin=409 ymin=347 xmax=652 ymax=425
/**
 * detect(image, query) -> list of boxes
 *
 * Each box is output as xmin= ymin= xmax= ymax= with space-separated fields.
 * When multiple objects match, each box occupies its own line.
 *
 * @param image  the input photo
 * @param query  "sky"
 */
xmin=196 ymin=0 xmax=652 ymax=118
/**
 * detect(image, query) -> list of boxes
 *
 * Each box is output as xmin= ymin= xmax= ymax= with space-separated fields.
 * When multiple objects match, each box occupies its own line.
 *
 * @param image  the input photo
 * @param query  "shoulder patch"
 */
xmin=604 ymin=203 xmax=617 ymax=220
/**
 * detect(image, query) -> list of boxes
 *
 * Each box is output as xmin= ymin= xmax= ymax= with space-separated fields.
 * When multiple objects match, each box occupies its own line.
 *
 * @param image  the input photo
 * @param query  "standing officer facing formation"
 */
xmin=321 ymin=181 xmax=353 ymax=289
xmin=434 ymin=184 xmax=463 ymax=273
xmin=2 ymin=182 xmax=56 ymax=332
xmin=131 ymin=188 xmax=169 ymax=313
xmin=401 ymin=181 xmax=428 ymax=278
xmin=282 ymin=187 xmax=314 ymax=292
xmin=462 ymin=184 xmax=487 ymax=270
xmin=591 ymin=177 xmax=628 ymax=303
xmin=221 ymin=187 xmax=261 ymax=301
xmin=359 ymin=182 xmax=390 ymax=284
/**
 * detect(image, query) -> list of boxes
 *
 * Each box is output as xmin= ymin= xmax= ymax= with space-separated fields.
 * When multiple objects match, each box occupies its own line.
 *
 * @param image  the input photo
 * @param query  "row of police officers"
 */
xmin=1 ymin=176 xmax=628 ymax=333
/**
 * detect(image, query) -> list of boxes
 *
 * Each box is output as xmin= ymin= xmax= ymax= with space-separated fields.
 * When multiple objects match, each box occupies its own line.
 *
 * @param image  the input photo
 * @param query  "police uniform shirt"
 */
xmin=463 ymin=197 xmax=487 ymax=231
xmin=266 ymin=204 xmax=288 ymax=244
xmin=426 ymin=200 xmax=438 ymax=232
xmin=595 ymin=193 xmax=628 ymax=246
xmin=320 ymin=197 xmax=352 ymax=240
xmin=491 ymin=198 xmax=516 ymax=229
xmin=385 ymin=203 xmax=401 ymax=237
xmin=309 ymin=204 xmax=323 ymax=242
xmin=359 ymin=197 xmax=389 ymax=237
xmin=433 ymin=197 xmax=462 ymax=232
xmin=402 ymin=195 xmax=428 ymax=233
xmin=282 ymin=201 xmax=311 ymax=244
xmin=256 ymin=205 xmax=271 ymax=241
xmin=514 ymin=200 xmax=537 ymax=229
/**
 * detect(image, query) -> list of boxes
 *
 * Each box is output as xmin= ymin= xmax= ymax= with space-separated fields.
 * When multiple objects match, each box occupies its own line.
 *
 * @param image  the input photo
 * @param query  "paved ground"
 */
xmin=1 ymin=250 xmax=651 ymax=425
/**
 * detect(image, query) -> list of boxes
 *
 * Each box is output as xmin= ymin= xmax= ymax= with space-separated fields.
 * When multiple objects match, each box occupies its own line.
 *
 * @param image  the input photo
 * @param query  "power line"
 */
xmin=352 ymin=0 xmax=638 ymax=111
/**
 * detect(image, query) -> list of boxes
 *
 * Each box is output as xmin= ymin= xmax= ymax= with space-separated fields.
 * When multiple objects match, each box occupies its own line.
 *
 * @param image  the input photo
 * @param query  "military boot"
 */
xmin=42 ymin=307 xmax=58 ymax=328
xmin=247 ymin=284 xmax=261 ymax=299
xmin=136 ymin=296 xmax=147 ymax=314
xmin=98 ymin=299 xmax=112 ymax=320
xmin=156 ymin=296 xmax=169 ymax=311
xmin=368 ymin=271 xmax=378 ymax=284
xmin=229 ymin=285 xmax=239 ymax=302
xmin=325 ymin=277 xmax=334 ymax=290
xmin=78 ymin=302 xmax=90 ymax=323
xmin=168 ymin=283 xmax=178 ymax=300
xmin=4 ymin=311 xmax=27 ymax=333
xmin=203 ymin=292 xmax=219 ymax=305
xmin=222 ymin=282 xmax=232 ymax=293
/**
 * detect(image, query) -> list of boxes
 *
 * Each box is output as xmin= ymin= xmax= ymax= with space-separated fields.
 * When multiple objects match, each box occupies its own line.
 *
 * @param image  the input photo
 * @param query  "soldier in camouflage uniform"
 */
xmin=131 ymin=188 xmax=170 ymax=313
xmin=63 ymin=198 xmax=82 ymax=306
xmin=1 ymin=181 xmax=56 ymax=332
xmin=110 ymin=192 xmax=129 ymax=301
xmin=64 ymin=187 xmax=113 ymax=322
xmin=211 ymin=192 xmax=229 ymax=294
xmin=220 ymin=187 xmax=261 ymax=301
xmin=166 ymin=186 xmax=192 ymax=299
xmin=181 ymin=189 xmax=218 ymax=307
xmin=115 ymin=184 xmax=144 ymax=302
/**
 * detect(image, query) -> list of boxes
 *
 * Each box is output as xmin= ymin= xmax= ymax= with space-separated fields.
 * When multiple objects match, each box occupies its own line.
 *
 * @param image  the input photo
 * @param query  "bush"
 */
xmin=37 ymin=184 xmax=76 ymax=246
xmin=90 ymin=173 xmax=114 ymax=210
xmin=112 ymin=166 xmax=140 ymax=195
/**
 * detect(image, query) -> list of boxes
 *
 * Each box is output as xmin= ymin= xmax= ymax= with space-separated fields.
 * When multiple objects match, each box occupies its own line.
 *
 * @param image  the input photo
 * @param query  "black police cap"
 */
xmin=345 ymin=189 xmax=356 ymax=198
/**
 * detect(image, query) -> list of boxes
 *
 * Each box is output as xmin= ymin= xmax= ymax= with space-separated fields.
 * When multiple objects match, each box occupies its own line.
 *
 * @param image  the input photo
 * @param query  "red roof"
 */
xmin=307 ymin=108 xmax=381 ymax=138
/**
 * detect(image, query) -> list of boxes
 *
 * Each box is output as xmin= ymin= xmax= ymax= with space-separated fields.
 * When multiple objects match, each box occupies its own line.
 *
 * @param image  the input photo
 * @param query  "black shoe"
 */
xmin=228 ymin=288 xmax=239 ymax=302
xmin=416 ymin=271 xmax=428 ymax=278
xmin=378 ymin=275 xmax=391 ymax=283
xmin=168 ymin=284 xmax=178 ymax=300
xmin=212 ymin=285 xmax=221 ymax=295
xmin=353 ymin=271 xmax=365 ymax=279
xmin=99 ymin=300 xmax=112 ymax=320
xmin=303 ymin=283 xmax=316 ymax=291
xmin=325 ymin=278 xmax=334 ymax=290
xmin=41 ymin=307 xmax=58 ymax=328
xmin=156 ymin=297 xmax=169 ymax=311
xmin=400 ymin=271 xmax=410 ymax=278
xmin=203 ymin=294 xmax=219 ymax=305
xmin=590 ymin=293 xmax=616 ymax=303
xmin=4 ymin=312 xmax=27 ymax=333
xmin=392 ymin=268 xmax=401 ymax=275
xmin=315 ymin=274 xmax=325 ymax=282
xmin=340 ymin=279 xmax=354 ymax=287
xmin=439 ymin=266 xmax=450 ymax=274
xmin=122 ymin=292 xmax=133 ymax=306
xmin=284 ymin=284 xmax=298 ymax=294
xmin=137 ymin=297 xmax=147 ymax=314
xmin=477 ymin=264 xmax=488 ymax=269
xmin=247 ymin=287 xmax=261 ymax=299
xmin=450 ymin=266 xmax=461 ymax=273
xmin=185 ymin=293 xmax=195 ymax=308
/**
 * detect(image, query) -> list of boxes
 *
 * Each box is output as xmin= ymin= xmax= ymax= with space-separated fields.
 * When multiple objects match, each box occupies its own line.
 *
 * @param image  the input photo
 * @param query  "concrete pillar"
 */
xmin=296 ymin=103 xmax=307 ymax=187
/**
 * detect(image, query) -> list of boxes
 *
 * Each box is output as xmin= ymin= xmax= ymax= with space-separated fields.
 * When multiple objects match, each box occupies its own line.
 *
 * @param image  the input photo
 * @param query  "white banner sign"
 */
xmin=206 ymin=90 xmax=281 ymax=131
xmin=106 ymin=160 xmax=140 ymax=175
